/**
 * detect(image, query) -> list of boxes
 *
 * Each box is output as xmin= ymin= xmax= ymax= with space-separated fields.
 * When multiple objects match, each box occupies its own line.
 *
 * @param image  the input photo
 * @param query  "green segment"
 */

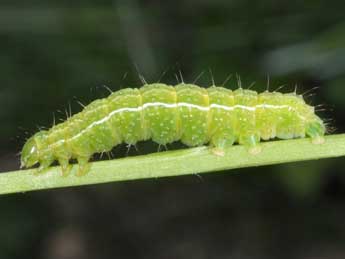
xmin=67 ymin=98 xmax=114 ymax=157
xmin=140 ymin=84 xmax=179 ymax=144
xmin=207 ymin=87 xmax=236 ymax=149
xmin=47 ymin=122 xmax=71 ymax=161
xmin=107 ymin=88 xmax=143 ymax=145
xmin=275 ymin=94 xmax=307 ymax=139
xmin=175 ymin=84 xmax=210 ymax=146
xmin=234 ymin=89 xmax=260 ymax=148
xmin=32 ymin=131 xmax=53 ymax=167
xmin=256 ymin=91 xmax=281 ymax=140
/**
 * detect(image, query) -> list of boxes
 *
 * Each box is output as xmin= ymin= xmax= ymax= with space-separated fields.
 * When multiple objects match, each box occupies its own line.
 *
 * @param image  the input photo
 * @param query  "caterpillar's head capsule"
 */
xmin=21 ymin=136 xmax=39 ymax=168
xmin=21 ymin=131 xmax=50 ymax=169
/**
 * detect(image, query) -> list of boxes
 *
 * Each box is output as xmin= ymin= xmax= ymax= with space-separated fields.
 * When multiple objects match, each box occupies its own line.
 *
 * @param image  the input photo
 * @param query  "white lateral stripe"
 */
xmin=50 ymin=102 xmax=297 ymax=146
xmin=68 ymin=102 xmax=294 ymax=141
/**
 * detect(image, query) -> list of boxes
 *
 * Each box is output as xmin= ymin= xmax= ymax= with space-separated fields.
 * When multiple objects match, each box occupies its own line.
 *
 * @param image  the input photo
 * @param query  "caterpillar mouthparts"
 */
xmin=21 ymin=83 xmax=325 ymax=176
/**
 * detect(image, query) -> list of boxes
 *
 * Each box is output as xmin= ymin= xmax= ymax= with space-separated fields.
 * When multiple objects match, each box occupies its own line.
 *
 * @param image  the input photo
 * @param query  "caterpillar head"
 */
xmin=20 ymin=131 xmax=47 ymax=168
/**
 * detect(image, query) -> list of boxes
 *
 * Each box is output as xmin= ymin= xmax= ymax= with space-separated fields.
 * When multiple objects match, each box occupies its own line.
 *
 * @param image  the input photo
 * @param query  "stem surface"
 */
xmin=1 ymin=134 xmax=345 ymax=195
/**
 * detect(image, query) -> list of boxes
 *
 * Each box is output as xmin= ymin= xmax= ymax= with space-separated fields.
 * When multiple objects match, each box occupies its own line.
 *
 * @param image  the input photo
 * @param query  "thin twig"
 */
xmin=1 ymin=134 xmax=345 ymax=195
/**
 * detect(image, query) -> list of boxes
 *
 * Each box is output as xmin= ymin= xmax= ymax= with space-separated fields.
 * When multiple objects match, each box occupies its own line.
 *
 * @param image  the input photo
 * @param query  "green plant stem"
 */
xmin=1 ymin=134 xmax=345 ymax=195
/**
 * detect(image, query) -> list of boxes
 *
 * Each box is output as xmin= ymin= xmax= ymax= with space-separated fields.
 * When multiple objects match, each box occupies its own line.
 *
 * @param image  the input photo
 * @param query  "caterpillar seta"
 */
xmin=21 ymin=83 xmax=326 ymax=176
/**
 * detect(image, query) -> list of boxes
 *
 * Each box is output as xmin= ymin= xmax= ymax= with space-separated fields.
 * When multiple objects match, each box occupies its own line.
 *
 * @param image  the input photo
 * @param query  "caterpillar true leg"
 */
xmin=36 ymin=158 xmax=53 ymax=175
xmin=59 ymin=158 xmax=72 ymax=177
xmin=76 ymin=156 xmax=91 ymax=176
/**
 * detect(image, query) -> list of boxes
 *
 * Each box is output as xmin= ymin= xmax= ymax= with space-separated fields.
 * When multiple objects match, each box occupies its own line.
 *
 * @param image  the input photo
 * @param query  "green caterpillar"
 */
xmin=21 ymin=83 xmax=326 ymax=176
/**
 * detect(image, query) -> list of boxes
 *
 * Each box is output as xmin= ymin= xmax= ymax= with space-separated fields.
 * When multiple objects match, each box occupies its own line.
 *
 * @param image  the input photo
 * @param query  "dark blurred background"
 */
xmin=1 ymin=1 xmax=345 ymax=258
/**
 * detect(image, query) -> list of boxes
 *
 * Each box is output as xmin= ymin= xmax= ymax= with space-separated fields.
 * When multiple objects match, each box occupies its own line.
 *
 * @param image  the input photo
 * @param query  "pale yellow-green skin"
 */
xmin=21 ymin=83 xmax=325 ymax=176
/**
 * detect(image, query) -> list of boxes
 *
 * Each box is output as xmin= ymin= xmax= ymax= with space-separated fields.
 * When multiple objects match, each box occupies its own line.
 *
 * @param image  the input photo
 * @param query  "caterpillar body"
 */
xmin=21 ymin=83 xmax=325 ymax=176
